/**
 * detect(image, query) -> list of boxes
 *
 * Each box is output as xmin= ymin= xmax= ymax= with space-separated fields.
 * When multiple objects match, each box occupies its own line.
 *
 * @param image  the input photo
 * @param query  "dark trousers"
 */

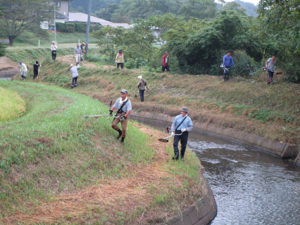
xmin=139 ymin=89 xmax=144 ymax=102
xmin=173 ymin=130 xmax=189 ymax=159
xmin=117 ymin=63 xmax=124 ymax=69
xmin=268 ymin=70 xmax=274 ymax=84
xmin=162 ymin=64 xmax=169 ymax=72
xmin=71 ymin=77 xmax=78 ymax=87
xmin=224 ymin=67 xmax=230 ymax=81
xmin=52 ymin=50 xmax=57 ymax=60
xmin=33 ymin=71 xmax=38 ymax=79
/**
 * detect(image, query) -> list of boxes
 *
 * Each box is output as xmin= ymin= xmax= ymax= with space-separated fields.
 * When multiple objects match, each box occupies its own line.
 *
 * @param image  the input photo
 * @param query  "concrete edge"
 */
xmin=166 ymin=182 xmax=217 ymax=225
xmin=131 ymin=112 xmax=298 ymax=160
xmin=295 ymin=152 xmax=300 ymax=167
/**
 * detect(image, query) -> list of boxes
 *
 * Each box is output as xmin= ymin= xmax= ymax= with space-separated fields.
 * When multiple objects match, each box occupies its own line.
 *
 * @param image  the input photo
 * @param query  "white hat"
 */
xmin=138 ymin=75 xmax=142 ymax=79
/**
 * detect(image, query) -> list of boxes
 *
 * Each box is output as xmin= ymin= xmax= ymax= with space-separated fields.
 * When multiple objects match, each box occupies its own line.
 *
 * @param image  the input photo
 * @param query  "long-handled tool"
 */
xmin=84 ymin=100 xmax=113 ymax=119
xmin=158 ymin=133 xmax=182 ymax=143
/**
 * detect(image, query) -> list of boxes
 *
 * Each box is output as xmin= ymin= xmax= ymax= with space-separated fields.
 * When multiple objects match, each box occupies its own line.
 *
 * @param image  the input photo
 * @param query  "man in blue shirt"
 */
xmin=266 ymin=55 xmax=276 ymax=85
xmin=170 ymin=107 xmax=193 ymax=160
xmin=223 ymin=51 xmax=234 ymax=81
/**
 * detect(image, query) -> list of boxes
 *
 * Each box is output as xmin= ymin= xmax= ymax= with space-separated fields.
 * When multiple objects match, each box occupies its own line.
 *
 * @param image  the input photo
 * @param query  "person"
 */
xmin=70 ymin=64 xmax=80 ymax=88
xmin=80 ymin=41 xmax=86 ymax=60
xmin=74 ymin=44 xmax=82 ymax=65
xmin=51 ymin=41 xmax=57 ymax=61
xmin=19 ymin=62 xmax=27 ymax=80
xmin=33 ymin=61 xmax=40 ymax=80
xmin=170 ymin=107 xmax=193 ymax=161
xmin=115 ymin=50 xmax=124 ymax=69
xmin=266 ymin=55 xmax=276 ymax=85
xmin=222 ymin=51 xmax=234 ymax=81
xmin=137 ymin=75 xmax=149 ymax=102
xmin=162 ymin=51 xmax=169 ymax=72
xmin=110 ymin=89 xmax=132 ymax=143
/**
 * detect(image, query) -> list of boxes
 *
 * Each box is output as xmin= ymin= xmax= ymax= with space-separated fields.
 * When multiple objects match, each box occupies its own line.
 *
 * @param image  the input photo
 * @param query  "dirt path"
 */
xmin=58 ymin=55 xmax=98 ymax=69
xmin=2 ymin=125 xmax=178 ymax=224
xmin=0 ymin=56 xmax=19 ymax=77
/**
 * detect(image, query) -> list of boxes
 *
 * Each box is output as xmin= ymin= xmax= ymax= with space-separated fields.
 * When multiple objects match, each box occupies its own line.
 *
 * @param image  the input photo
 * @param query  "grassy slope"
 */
xmin=0 ymin=87 xmax=26 ymax=121
xmin=0 ymin=80 xmax=203 ymax=224
xmin=36 ymin=56 xmax=300 ymax=145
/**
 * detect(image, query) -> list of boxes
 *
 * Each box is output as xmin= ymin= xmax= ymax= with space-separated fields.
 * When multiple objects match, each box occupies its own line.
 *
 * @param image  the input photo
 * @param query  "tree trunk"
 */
xmin=8 ymin=36 xmax=16 ymax=46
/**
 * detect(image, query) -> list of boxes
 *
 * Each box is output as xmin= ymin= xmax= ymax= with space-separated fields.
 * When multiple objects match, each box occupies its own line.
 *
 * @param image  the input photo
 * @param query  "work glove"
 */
xmin=109 ymin=110 xmax=113 ymax=116
xmin=171 ymin=132 xmax=175 ymax=136
xmin=181 ymin=128 xmax=187 ymax=132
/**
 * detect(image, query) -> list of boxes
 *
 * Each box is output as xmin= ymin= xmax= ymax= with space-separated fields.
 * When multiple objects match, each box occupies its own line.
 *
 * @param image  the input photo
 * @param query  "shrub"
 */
xmin=0 ymin=43 xmax=6 ymax=56
xmin=230 ymin=50 xmax=258 ymax=76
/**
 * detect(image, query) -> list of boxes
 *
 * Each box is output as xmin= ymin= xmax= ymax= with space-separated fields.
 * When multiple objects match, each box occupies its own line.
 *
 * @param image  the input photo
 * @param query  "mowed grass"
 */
xmin=0 ymin=87 xmax=26 ymax=121
xmin=0 ymin=80 xmax=154 ymax=217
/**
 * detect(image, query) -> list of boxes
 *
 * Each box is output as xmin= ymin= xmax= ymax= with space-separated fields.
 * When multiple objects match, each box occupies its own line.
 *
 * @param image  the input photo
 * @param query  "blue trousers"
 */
xmin=139 ymin=89 xmax=144 ymax=102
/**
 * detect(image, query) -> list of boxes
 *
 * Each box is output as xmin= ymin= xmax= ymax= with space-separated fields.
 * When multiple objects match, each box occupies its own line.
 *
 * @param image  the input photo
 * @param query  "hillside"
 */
xmin=0 ymin=79 xmax=206 ymax=224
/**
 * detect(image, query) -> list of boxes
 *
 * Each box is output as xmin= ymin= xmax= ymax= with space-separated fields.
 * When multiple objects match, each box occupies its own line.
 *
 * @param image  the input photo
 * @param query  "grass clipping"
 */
xmin=0 ymin=87 xmax=26 ymax=121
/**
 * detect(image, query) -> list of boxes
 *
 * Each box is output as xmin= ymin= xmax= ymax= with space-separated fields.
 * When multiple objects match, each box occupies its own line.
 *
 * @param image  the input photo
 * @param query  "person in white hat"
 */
xmin=137 ymin=75 xmax=149 ymax=102
xmin=110 ymin=89 xmax=132 ymax=143
xmin=170 ymin=107 xmax=193 ymax=160
xmin=51 ymin=41 xmax=57 ymax=61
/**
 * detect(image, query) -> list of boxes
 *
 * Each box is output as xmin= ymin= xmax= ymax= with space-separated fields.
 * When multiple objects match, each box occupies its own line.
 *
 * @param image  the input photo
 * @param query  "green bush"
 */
xmin=230 ymin=50 xmax=258 ymax=76
xmin=0 ymin=43 xmax=6 ymax=56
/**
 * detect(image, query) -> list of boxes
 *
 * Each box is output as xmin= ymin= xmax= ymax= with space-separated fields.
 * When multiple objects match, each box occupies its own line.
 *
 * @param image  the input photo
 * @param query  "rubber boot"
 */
xmin=172 ymin=154 xmax=179 ymax=160
xmin=121 ymin=137 xmax=125 ymax=143
xmin=117 ymin=130 xmax=122 ymax=139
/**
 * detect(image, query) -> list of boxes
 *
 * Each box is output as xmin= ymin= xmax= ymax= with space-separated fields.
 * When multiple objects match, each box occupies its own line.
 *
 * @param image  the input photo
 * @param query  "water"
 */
xmin=190 ymin=136 xmax=300 ymax=225
xmin=131 ymin=116 xmax=300 ymax=225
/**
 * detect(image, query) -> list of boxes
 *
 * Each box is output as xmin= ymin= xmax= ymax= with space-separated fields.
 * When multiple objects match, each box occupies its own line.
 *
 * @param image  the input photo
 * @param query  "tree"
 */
xmin=0 ymin=0 xmax=50 ymax=45
xmin=258 ymin=0 xmax=300 ymax=82
xmin=179 ymin=0 xmax=217 ymax=19
xmin=0 ymin=7 xmax=5 ymax=56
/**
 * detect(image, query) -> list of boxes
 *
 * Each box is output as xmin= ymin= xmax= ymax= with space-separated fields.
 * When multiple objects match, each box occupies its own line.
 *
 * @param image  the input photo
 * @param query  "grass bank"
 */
xmin=0 ymin=87 xmax=25 ymax=121
xmin=30 ymin=55 xmax=300 ymax=146
xmin=0 ymin=80 xmax=204 ymax=224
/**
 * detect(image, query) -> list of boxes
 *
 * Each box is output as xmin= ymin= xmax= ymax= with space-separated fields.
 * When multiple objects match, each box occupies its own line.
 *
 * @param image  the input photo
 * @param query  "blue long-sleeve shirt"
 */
xmin=171 ymin=115 xmax=193 ymax=132
xmin=223 ymin=55 xmax=234 ymax=67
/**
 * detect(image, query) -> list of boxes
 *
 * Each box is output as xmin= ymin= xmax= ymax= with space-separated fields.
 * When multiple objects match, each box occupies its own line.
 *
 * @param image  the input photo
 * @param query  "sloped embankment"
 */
xmin=0 ymin=80 xmax=212 ymax=224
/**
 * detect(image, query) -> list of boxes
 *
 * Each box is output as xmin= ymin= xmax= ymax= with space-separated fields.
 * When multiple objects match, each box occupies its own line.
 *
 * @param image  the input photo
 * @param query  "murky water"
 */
xmin=132 ymin=116 xmax=300 ymax=225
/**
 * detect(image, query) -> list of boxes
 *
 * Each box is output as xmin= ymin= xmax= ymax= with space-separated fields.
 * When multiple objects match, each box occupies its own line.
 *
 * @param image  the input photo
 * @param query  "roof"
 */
xmin=68 ymin=12 xmax=130 ymax=29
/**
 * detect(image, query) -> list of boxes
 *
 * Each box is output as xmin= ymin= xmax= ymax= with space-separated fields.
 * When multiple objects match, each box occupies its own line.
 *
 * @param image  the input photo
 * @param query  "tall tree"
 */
xmin=179 ymin=0 xmax=217 ymax=19
xmin=0 ymin=0 xmax=50 ymax=45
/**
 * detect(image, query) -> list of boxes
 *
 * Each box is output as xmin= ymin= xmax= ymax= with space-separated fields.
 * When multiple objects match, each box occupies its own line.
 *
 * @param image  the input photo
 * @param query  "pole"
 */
xmin=54 ymin=2 xmax=57 ymax=42
xmin=85 ymin=0 xmax=92 ymax=56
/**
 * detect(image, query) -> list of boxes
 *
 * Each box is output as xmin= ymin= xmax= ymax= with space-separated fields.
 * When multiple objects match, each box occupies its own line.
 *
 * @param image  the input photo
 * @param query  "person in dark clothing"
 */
xmin=51 ymin=41 xmax=57 ymax=61
xmin=33 ymin=61 xmax=40 ymax=80
xmin=170 ymin=107 xmax=193 ymax=161
xmin=137 ymin=75 xmax=149 ymax=102
xmin=162 ymin=51 xmax=170 ymax=72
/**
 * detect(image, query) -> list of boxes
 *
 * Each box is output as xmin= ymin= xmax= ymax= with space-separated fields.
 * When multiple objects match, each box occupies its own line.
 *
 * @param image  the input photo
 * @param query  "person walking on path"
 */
xmin=222 ymin=51 xmax=234 ymax=81
xmin=51 ymin=41 xmax=57 ymax=61
xmin=115 ymin=50 xmax=124 ymax=69
xmin=162 ymin=51 xmax=170 ymax=72
xmin=110 ymin=89 xmax=132 ymax=143
xmin=70 ymin=64 xmax=80 ymax=88
xmin=266 ymin=55 xmax=276 ymax=85
xmin=19 ymin=62 xmax=27 ymax=80
xmin=137 ymin=75 xmax=149 ymax=102
xmin=74 ymin=44 xmax=83 ymax=65
xmin=170 ymin=107 xmax=193 ymax=161
xmin=33 ymin=61 xmax=40 ymax=80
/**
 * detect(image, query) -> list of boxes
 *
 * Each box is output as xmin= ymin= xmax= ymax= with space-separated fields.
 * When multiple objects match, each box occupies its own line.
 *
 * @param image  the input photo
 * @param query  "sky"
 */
xmin=224 ymin=0 xmax=260 ymax=5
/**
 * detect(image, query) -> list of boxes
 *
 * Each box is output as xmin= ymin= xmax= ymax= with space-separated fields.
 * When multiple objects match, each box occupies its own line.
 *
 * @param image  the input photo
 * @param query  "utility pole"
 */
xmin=54 ymin=1 xmax=57 ymax=42
xmin=85 ymin=0 xmax=92 ymax=56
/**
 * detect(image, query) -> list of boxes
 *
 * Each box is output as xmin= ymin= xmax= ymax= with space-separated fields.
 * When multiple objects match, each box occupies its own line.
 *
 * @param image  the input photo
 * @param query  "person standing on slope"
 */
xmin=51 ymin=41 xmax=57 ymax=61
xmin=222 ymin=51 xmax=234 ymax=81
xmin=162 ymin=51 xmax=170 ymax=72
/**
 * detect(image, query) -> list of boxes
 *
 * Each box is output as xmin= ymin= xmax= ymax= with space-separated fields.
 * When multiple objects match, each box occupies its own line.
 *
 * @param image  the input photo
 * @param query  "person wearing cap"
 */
xmin=162 ymin=51 xmax=170 ymax=72
xmin=170 ymin=107 xmax=193 ymax=160
xmin=137 ymin=75 xmax=149 ymax=102
xmin=51 ymin=41 xmax=57 ymax=61
xmin=115 ymin=50 xmax=125 ymax=69
xmin=33 ymin=61 xmax=40 ymax=80
xmin=70 ymin=64 xmax=80 ymax=88
xmin=19 ymin=62 xmax=28 ymax=80
xmin=222 ymin=51 xmax=234 ymax=81
xmin=74 ymin=44 xmax=83 ymax=65
xmin=110 ymin=89 xmax=132 ymax=143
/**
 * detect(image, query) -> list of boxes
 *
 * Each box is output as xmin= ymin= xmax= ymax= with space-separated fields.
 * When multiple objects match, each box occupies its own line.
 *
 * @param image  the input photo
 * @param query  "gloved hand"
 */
xmin=122 ymin=115 xmax=127 ymax=120
xmin=181 ymin=128 xmax=187 ymax=132
xmin=171 ymin=132 xmax=175 ymax=136
xmin=109 ymin=109 xmax=113 ymax=116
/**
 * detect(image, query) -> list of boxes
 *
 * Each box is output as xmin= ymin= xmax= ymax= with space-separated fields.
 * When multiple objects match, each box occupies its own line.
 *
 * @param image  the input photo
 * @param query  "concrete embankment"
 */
xmin=131 ymin=111 xmax=298 ymax=160
xmin=295 ymin=152 xmax=300 ymax=167
xmin=167 ymin=184 xmax=217 ymax=225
